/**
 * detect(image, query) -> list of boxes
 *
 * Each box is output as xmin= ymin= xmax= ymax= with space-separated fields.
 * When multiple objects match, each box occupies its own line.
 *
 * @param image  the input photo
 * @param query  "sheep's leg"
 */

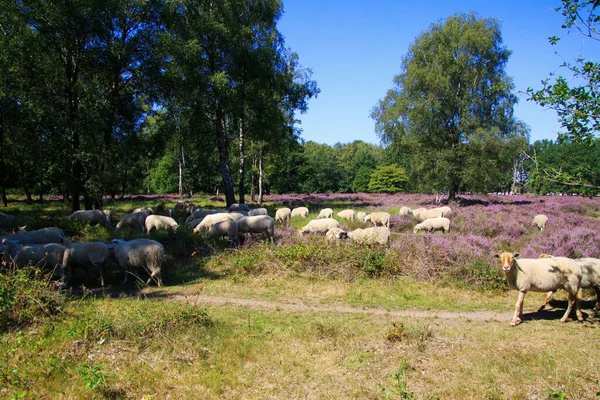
xmin=538 ymin=291 xmax=554 ymax=312
xmin=510 ymin=291 xmax=526 ymax=326
xmin=560 ymin=291 xmax=580 ymax=323
xmin=146 ymin=268 xmax=162 ymax=287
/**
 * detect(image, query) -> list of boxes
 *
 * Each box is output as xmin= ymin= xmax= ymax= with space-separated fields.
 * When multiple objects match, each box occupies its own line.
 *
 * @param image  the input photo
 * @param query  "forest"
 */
xmin=1 ymin=0 xmax=599 ymax=211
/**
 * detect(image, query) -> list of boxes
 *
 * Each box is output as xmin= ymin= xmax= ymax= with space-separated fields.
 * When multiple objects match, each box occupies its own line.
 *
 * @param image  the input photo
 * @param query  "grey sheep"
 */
xmin=0 ymin=227 xmax=66 ymax=245
xmin=237 ymin=215 xmax=276 ymax=242
xmin=299 ymin=218 xmax=340 ymax=235
xmin=109 ymin=239 xmax=165 ymax=286
xmin=364 ymin=212 xmax=391 ymax=228
xmin=185 ymin=209 xmax=224 ymax=224
xmin=133 ymin=206 xmax=154 ymax=215
xmin=70 ymin=210 xmax=110 ymax=228
xmin=116 ymin=212 xmax=148 ymax=232
xmin=145 ymin=215 xmax=179 ymax=232
xmin=61 ymin=239 xmax=111 ymax=287
xmin=494 ymin=252 xmax=583 ymax=326
xmin=228 ymin=203 xmax=249 ymax=212
xmin=248 ymin=208 xmax=268 ymax=216
xmin=207 ymin=219 xmax=239 ymax=246
xmin=532 ymin=214 xmax=548 ymax=231
xmin=0 ymin=212 xmax=19 ymax=232
xmin=413 ymin=217 xmax=450 ymax=233
xmin=229 ymin=211 xmax=249 ymax=221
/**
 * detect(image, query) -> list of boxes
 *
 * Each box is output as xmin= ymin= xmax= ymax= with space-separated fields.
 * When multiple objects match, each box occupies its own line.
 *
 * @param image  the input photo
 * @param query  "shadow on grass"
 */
xmin=521 ymin=299 xmax=600 ymax=324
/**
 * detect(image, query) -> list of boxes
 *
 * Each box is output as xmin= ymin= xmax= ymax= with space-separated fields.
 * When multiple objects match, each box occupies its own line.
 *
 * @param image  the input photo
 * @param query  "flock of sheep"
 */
xmin=0 ymin=201 xmax=598 ymax=327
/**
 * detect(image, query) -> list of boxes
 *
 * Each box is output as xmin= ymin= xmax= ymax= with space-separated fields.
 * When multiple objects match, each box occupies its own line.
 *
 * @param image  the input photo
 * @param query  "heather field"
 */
xmin=1 ymin=192 xmax=600 ymax=399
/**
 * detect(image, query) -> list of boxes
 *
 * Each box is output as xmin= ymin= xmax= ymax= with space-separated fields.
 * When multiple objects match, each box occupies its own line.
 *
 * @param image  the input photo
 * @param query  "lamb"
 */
xmin=337 ymin=209 xmax=355 ymax=221
xmin=326 ymin=227 xmax=391 ymax=247
xmin=317 ymin=208 xmax=333 ymax=219
xmin=363 ymin=212 xmax=391 ymax=228
xmin=291 ymin=207 xmax=309 ymax=218
xmin=1 ymin=239 xmax=71 ymax=287
xmin=145 ymin=215 xmax=179 ymax=232
xmin=494 ymin=251 xmax=583 ymax=326
xmin=0 ymin=212 xmax=19 ymax=232
xmin=133 ymin=206 xmax=154 ymax=215
xmin=275 ymin=208 xmax=291 ymax=225
xmin=207 ymin=219 xmax=239 ymax=246
xmin=0 ymin=227 xmax=66 ymax=245
xmin=193 ymin=213 xmax=233 ymax=232
xmin=299 ymin=218 xmax=340 ymax=235
xmin=532 ymin=214 xmax=548 ymax=231
xmin=116 ymin=212 xmax=148 ymax=232
xmin=537 ymin=254 xmax=600 ymax=312
xmin=228 ymin=203 xmax=249 ymax=212
xmin=356 ymin=211 xmax=366 ymax=221
xmin=237 ymin=215 xmax=275 ymax=242
xmin=248 ymin=208 xmax=268 ymax=216
xmin=413 ymin=217 xmax=450 ymax=233
xmin=69 ymin=210 xmax=110 ymax=228
xmin=61 ymin=239 xmax=111 ymax=287
xmin=109 ymin=238 xmax=165 ymax=286
xmin=416 ymin=208 xmax=444 ymax=221
xmin=398 ymin=207 xmax=413 ymax=217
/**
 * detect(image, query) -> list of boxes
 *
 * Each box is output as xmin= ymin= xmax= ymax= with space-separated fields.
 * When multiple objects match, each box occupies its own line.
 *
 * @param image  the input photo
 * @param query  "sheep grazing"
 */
xmin=275 ymin=208 xmax=292 ymax=225
xmin=299 ymin=218 xmax=340 ymax=235
xmin=228 ymin=203 xmax=249 ymax=212
xmin=145 ymin=215 xmax=179 ymax=232
xmin=207 ymin=220 xmax=239 ymax=246
xmin=133 ymin=206 xmax=154 ymax=215
xmin=416 ymin=208 xmax=444 ymax=222
xmin=438 ymin=206 xmax=452 ymax=217
xmin=537 ymin=254 xmax=600 ymax=312
xmin=356 ymin=211 xmax=366 ymax=221
xmin=532 ymin=214 xmax=548 ymax=231
xmin=1 ymin=239 xmax=71 ymax=287
xmin=398 ymin=207 xmax=412 ymax=217
xmin=229 ymin=211 xmax=248 ymax=221
xmin=193 ymin=213 xmax=233 ymax=232
xmin=248 ymin=208 xmax=268 ymax=217
xmin=237 ymin=215 xmax=276 ymax=243
xmin=413 ymin=217 xmax=450 ymax=234
xmin=61 ymin=239 xmax=110 ymax=287
xmin=0 ymin=212 xmax=19 ymax=232
xmin=364 ymin=212 xmax=391 ymax=228
xmin=291 ymin=207 xmax=309 ymax=218
xmin=103 ymin=209 xmax=114 ymax=227
xmin=327 ymin=227 xmax=391 ymax=247
xmin=109 ymin=239 xmax=165 ymax=286
xmin=494 ymin=251 xmax=583 ymax=326
xmin=317 ymin=208 xmax=333 ymax=219
xmin=185 ymin=209 xmax=223 ymax=224
xmin=337 ymin=209 xmax=355 ymax=221
xmin=116 ymin=212 xmax=148 ymax=232
xmin=411 ymin=208 xmax=426 ymax=219
xmin=0 ymin=227 xmax=66 ymax=245
xmin=69 ymin=210 xmax=110 ymax=228
xmin=185 ymin=218 xmax=204 ymax=230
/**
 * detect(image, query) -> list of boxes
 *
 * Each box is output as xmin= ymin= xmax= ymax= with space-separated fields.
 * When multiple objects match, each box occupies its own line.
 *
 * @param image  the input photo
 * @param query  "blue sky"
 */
xmin=278 ymin=0 xmax=594 ymax=146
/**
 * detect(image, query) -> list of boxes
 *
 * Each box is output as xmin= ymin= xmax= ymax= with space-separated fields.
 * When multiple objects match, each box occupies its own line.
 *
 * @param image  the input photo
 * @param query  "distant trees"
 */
xmin=371 ymin=13 xmax=529 ymax=200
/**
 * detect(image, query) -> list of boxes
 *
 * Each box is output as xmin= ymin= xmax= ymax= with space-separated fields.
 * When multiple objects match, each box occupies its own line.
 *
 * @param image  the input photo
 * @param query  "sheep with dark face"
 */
xmin=109 ymin=239 xmax=165 ymax=286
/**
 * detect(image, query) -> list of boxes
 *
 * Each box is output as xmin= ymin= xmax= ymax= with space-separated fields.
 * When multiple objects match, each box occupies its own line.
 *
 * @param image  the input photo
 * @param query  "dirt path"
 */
xmin=172 ymin=294 xmax=513 ymax=322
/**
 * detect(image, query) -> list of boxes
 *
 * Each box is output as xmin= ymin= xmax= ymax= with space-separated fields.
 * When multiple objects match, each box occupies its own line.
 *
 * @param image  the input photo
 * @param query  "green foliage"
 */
xmin=527 ymin=0 xmax=600 ymax=143
xmin=78 ymin=364 xmax=107 ymax=390
xmin=148 ymin=153 xmax=179 ymax=194
xmin=367 ymin=164 xmax=408 ymax=193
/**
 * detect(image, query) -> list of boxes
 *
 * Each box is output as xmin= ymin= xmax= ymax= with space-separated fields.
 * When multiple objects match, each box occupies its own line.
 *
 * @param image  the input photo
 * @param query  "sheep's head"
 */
xmin=412 ymin=224 xmax=421 ymax=234
xmin=494 ymin=251 xmax=520 ymax=272
xmin=538 ymin=253 xmax=554 ymax=259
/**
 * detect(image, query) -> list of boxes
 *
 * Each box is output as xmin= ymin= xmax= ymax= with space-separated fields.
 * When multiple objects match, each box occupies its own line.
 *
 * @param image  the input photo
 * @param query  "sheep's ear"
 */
xmin=513 ymin=253 xmax=520 ymax=259
xmin=493 ymin=252 xmax=501 ymax=258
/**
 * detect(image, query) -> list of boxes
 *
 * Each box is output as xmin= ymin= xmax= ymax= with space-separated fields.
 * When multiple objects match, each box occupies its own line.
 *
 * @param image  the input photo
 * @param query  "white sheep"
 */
xmin=411 ymin=208 xmax=426 ymax=219
xmin=0 ymin=227 xmax=66 ymax=245
xmin=61 ymin=239 xmax=111 ymax=287
xmin=237 ymin=215 xmax=276 ymax=242
xmin=0 ymin=212 xmax=19 ymax=232
xmin=228 ymin=203 xmax=249 ymax=212
xmin=109 ymin=238 xmax=165 ymax=286
xmin=229 ymin=211 xmax=248 ymax=221
xmin=364 ymin=212 xmax=391 ymax=228
xmin=416 ymin=208 xmax=444 ymax=221
xmin=299 ymin=218 xmax=340 ymax=235
xmin=116 ymin=212 xmax=148 ymax=232
xmin=185 ymin=218 xmax=204 ymax=230
xmin=207 ymin=219 xmax=239 ymax=246
xmin=413 ymin=217 xmax=450 ymax=233
xmin=537 ymin=254 xmax=600 ymax=312
xmin=337 ymin=209 xmax=355 ymax=221
xmin=69 ymin=210 xmax=110 ymax=228
xmin=438 ymin=206 xmax=452 ymax=217
xmin=145 ymin=215 xmax=179 ymax=232
xmin=185 ymin=209 xmax=224 ymax=223
xmin=317 ymin=208 xmax=333 ymax=219
xmin=398 ymin=207 xmax=413 ymax=217
xmin=494 ymin=251 xmax=583 ymax=326
xmin=532 ymin=214 xmax=548 ymax=231
xmin=133 ymin=206 xmax=154 ymax=215
xmin=291 ymin=207 xmax=309 ymax=218
xmin=193 ymin=213 xmax=233 ymax=232
xmin=326 ymin=227 xmax=347 ymax=241
xmin=326 ymin=227 xmax=391 ymax=247
xmin=356 ymin=211 xmax=366 ymax=221
xmin=248 ymin=208 xmax=268 ymax=216
xmin=1 ymin=239 xmax=71 ymax=287
xmin=275 ymin=208 xmax=291 ymax=225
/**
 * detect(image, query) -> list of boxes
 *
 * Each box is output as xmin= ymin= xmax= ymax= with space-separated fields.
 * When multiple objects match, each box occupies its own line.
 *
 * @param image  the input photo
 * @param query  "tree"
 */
xmin=371 ymin=13 xmax=528 ymax=200
xmin=367 ymin=164 xmax=408 ymax=193
xmin=527 ymin=0 xmax=599 ymax=143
